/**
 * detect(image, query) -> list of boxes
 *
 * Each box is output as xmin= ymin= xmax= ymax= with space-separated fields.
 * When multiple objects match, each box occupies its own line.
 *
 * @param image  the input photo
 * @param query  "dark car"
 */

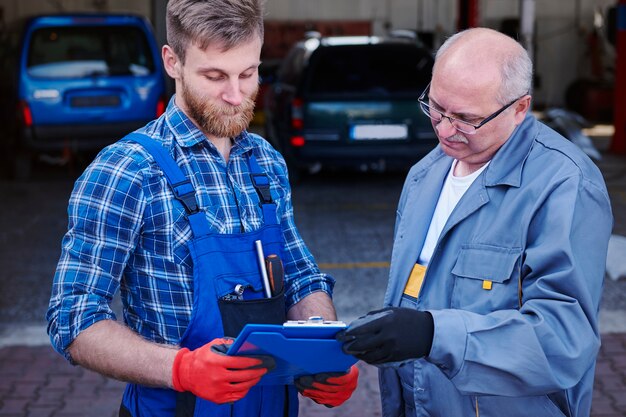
xmin=251 ymin=59 xmax=281 ymax=126
xmin=264 ymin=33 xmax=437 ymax=179
xmin=0 ymin=14 xmax=167 ymax=179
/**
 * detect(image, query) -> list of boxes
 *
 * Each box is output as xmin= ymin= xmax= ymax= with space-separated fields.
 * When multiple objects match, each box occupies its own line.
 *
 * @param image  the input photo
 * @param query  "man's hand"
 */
xmin=336 ymin=307 xmax=434 ymax=365
xmin=295 ymin=365 xmax=359 ymax=407
xmin=172 ymin=338 xmax=275 ymax=404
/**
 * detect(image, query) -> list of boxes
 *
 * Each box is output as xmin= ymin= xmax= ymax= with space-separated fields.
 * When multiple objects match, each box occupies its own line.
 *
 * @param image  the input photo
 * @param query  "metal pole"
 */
xmin=612 ymin=0 xmax=626 ymax=154
xmin=457 ymin=0 xmax=479 ymax=30
xmin=519 ymin=0 xmax=535 ymax=63
xmin=151 ymin=0 xmax=168 ymax=49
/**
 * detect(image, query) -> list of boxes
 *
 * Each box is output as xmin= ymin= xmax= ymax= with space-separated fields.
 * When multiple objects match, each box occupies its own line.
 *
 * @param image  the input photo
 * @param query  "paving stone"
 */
xmin=592 ymin=396 xmax=619 ymax=415
xmin=1 ymin=344 xmax=626 ymax=416
xmin=0 ymin=398 xmax=30 ymax=414
xmin=25 ymin=404 xmax=58 ymax=417
xmin=610 ymin=391 xmax=626 ymax=407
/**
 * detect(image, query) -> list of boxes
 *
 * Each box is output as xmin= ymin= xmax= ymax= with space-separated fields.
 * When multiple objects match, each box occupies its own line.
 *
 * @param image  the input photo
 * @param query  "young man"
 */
xmin=47 ymin=1 xmax=357 ymax=415
xmin=338 ymin=28 xmax=612 ymax=416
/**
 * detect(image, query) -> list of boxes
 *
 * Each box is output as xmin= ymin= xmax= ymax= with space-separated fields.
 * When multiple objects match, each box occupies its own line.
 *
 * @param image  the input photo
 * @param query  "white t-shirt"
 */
xmin=418 ymin=160 xmax=489 ymax=265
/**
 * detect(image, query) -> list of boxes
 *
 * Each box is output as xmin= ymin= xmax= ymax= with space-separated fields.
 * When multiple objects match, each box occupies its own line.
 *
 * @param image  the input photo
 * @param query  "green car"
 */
xmin=264 ymin=33 xmax=437 ymax=179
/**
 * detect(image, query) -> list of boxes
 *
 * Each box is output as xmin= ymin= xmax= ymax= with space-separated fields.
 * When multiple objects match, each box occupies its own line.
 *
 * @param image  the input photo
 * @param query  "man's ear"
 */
xmin=513 ymin=95 xmax=532 ymax=124
xmin=162 ymin=45 xmax=182 ymax=80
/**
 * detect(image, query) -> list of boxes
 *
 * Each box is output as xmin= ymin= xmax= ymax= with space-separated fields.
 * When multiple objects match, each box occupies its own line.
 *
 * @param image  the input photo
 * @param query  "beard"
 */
xmin=181 ymin=76 xmax=258 ymax=139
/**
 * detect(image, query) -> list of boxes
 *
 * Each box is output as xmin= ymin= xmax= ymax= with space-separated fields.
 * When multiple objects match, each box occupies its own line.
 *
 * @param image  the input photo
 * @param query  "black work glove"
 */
xmin=294 ymin=366 xmax=359 ymax=408
xmin=336 ymin=307 xmax=434 ymax=365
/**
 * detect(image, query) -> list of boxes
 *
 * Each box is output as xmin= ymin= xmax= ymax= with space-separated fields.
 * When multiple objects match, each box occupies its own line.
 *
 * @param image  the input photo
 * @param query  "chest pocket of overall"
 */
xmin=218 ymin=291 xmax=286 ymax=338
xmin=205 ymin=228 xmax=287 ymax=338
xmin=451 ymin=244 xmax=521 ymax=314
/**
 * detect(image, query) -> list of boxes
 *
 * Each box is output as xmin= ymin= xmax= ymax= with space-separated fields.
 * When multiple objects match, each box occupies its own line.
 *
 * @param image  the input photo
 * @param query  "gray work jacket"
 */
xmin=380 ymin=114 xmax=613 ymax=417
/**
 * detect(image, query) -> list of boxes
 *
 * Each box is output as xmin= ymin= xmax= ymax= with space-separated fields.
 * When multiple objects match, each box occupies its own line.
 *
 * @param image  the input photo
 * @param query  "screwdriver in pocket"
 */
xmin=264 ymin=254 xmax=284 ymax=297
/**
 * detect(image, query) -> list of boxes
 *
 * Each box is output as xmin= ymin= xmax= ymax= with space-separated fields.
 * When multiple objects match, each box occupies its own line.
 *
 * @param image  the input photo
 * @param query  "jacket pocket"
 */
xmin=451 ymin=244 xmax=521 ymax=313
xmin=475 ymin=394 xmax=567 ymax=417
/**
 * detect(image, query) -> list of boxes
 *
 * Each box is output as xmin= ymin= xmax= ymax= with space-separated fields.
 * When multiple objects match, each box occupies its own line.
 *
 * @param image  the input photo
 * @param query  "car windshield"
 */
xmin=27 ymin=25 xmax=155 ymax=78
xmin=304 ymin=43 xmax=432 ymax=98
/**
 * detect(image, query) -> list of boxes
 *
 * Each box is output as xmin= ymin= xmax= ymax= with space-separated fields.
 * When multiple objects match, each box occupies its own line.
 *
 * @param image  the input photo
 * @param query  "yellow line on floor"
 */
xmin=318 ymin=261 xmax=390 ymax=269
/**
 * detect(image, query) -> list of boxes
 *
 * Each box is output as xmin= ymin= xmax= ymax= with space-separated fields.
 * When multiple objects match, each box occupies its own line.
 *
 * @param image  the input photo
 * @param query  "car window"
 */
xmin=27 ymin=25 xmax=155 ymax=79
xmin=277 ymin=46 xmax=307 ymax=86
xmin=304 ymin=44 xmax=432 ymax=97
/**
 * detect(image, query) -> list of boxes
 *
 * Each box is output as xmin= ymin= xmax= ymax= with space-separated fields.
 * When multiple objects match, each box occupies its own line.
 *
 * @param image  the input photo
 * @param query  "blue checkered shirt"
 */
xmin=47 ymin=97 xmax=335 ymax=359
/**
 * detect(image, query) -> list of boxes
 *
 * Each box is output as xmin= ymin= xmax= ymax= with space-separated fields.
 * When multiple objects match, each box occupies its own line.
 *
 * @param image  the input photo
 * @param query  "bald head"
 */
xmin=433 ymin=28 xmax=532 ymax=105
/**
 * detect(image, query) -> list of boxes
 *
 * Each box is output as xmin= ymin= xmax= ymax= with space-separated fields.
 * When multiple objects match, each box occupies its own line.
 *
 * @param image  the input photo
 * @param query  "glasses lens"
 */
xmin=451 ymin=120 xmax=476 ymax=135
xmin=419 ymin=101 xmax=442 ymax=122
xmin=419 ymin=94 xmax=479 ymax=135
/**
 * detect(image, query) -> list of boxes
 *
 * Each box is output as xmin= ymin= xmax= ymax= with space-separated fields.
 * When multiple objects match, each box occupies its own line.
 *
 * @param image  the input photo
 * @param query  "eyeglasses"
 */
xmin=418 ymin=83 xmax=526 ymax=135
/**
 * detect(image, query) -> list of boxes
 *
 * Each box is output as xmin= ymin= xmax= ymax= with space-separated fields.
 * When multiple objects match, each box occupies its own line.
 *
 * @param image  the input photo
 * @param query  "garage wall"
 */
xmin=266 ymin=0 xmax=457 ymax=45
xmin=0 ymin=0 xmax=618 ymax=108
xmin=0 ymin=0 xmax=150 ymax=20
xmin=481 ymin=0 xmax=616 ymax=107
xmin=264 ymin=0 xmax=618 ymax=108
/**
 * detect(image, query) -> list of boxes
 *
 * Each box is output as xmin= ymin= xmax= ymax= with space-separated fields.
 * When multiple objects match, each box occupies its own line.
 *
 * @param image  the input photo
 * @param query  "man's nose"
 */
xmin=221 ymin=79 xmax=243 ymax=106
xmin=435 ymin=116 xmax=458 ymax=137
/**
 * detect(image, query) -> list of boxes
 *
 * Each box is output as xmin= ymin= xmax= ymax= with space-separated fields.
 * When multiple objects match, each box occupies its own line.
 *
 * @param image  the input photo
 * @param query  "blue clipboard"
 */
xmin=227 ymin=321 xmax=358 ymax=386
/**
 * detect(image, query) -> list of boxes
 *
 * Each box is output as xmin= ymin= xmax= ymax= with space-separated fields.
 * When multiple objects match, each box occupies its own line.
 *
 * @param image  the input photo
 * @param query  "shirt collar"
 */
xmin=163 ymin=94 xmax=255 ymax=155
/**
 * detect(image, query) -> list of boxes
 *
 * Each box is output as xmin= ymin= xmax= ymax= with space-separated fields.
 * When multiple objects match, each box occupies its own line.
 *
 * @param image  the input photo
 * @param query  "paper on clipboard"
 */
xmin=227 ymin=320 xmax=358 ymax=386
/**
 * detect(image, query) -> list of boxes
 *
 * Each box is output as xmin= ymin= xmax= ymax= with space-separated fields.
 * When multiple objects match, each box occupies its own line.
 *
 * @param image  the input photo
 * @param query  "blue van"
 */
xmin=0 ymin=14 xmax=166 ymax=179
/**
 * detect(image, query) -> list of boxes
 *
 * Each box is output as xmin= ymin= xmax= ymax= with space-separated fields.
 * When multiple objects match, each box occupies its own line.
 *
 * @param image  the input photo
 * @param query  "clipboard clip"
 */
xmin=284 ymin=317 xmax=347 ymax=327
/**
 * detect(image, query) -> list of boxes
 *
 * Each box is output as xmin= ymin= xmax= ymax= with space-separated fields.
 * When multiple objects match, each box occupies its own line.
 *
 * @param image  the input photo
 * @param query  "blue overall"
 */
xmin=119 ymin=133 xmax=298 ymax=417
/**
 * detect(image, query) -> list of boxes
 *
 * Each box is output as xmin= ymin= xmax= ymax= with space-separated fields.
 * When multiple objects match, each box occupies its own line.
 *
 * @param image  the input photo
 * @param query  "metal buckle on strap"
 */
xmin=172 ymin=180 xmax=200 ymax=214
xmin=176 ymin=191 xmax=199 ymax=214
xmin=250 ymin=173 xmax=273 ymax=204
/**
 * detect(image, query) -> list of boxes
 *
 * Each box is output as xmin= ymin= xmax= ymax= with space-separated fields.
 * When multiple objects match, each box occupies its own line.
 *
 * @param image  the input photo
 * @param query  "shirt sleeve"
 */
xmin=428 ymin=172 xmax=612 ymax=396
xmin=46 ymin=145 xmax=147 ymax=360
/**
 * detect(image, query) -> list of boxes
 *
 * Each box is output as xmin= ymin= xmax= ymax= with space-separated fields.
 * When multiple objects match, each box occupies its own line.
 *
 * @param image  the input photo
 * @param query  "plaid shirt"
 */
xmin=47 ymin=97 xmax=334 ymax=359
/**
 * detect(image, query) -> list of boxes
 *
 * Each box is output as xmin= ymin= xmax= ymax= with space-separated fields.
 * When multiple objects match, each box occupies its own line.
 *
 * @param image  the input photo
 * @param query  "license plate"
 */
xmin=70 ymin=95 xmax=121 ymax=108
xmin=350 ymin=124 xmax=408 ymax=140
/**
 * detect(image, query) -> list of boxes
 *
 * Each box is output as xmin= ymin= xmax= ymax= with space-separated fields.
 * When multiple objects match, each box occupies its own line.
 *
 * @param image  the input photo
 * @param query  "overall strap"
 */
xmin=248 ymin=153 xmax=278 ymax=225
xmin=124 ymin=133 xmax=211 ymax=237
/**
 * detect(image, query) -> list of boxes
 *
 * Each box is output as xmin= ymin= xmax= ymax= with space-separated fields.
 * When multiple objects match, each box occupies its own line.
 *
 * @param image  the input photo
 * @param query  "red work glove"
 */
xmin=295 ymin=365 xmax=359 ymax=408
xmin=172 ymin=338 xmax=274 ymax=404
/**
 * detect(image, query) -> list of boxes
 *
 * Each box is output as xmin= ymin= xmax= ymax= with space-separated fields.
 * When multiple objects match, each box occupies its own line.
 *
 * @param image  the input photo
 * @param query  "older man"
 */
xmin=338 ymin=27 xmax=612 ymax=417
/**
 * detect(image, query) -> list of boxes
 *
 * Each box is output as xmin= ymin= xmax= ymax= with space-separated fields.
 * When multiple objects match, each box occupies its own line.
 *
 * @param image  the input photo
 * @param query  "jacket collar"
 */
xmin=483 ymin=113 xmax=537 ymax=188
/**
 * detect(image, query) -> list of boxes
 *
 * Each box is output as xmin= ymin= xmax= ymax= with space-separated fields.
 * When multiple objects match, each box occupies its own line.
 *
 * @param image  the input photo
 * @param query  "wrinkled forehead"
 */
xmin=430 ymin=66 xmax=502 ymax=114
